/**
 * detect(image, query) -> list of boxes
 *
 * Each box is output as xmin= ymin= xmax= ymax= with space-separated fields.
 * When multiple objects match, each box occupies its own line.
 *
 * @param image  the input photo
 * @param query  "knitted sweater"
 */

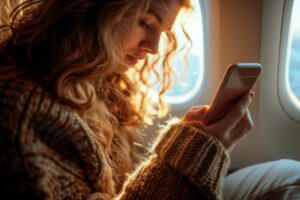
xmin=0 ymin=78 xmax=230 ymax=199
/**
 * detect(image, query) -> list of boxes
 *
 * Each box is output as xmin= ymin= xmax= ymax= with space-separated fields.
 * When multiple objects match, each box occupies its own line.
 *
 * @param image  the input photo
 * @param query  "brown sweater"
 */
xmin=0 ymin=78 xmax=230 ymax=199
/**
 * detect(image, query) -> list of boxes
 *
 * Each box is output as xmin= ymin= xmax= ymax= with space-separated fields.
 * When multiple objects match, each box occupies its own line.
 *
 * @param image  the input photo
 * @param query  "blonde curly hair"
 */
xmin=0 ymin=0 xmax=192 ymax=194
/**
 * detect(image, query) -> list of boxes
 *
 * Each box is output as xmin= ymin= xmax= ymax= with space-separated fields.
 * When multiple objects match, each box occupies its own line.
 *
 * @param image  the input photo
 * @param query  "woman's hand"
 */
xmin=183 ymin=91 xmax=254 ymax=152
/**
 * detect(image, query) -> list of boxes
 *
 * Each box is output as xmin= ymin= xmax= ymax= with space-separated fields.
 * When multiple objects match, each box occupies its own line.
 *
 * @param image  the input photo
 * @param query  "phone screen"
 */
xmin=203 ymin=63 xmax=262 ymax=126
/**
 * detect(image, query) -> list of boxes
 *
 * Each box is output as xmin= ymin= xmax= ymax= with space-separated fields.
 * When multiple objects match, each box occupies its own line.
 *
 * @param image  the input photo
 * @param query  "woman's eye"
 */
xmin=139 ymin=19 xmax=150 ymax=28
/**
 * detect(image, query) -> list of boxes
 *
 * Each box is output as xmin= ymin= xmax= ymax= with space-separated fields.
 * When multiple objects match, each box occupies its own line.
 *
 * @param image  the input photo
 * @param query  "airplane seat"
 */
xmin=223 ymin=159 xmax=300 ymax=200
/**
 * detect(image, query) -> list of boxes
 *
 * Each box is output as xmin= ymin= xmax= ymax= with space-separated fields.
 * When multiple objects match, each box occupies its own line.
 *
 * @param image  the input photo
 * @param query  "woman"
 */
xmin=1 ymin=0 xmax=298 ymax=199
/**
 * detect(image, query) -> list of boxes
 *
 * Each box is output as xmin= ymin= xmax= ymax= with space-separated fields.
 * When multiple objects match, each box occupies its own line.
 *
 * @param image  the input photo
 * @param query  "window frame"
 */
xmin=278 ymin=0 xmax=300 ymax=122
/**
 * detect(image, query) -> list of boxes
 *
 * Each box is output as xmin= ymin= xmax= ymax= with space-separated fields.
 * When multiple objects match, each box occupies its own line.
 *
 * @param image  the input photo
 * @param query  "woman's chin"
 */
xmin=116 ymin=65 xmax=130 ymax=74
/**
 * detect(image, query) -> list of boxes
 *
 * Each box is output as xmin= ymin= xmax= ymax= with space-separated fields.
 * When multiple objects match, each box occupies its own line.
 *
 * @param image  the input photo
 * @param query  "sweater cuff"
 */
xmin=154 ymin=119 xmax=230 ymax=194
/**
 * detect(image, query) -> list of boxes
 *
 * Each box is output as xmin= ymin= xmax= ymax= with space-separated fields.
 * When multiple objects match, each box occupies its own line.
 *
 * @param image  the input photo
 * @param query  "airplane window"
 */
xmin=150 ymin=0 xmax=204 ymax=105
xmin=287 ymin=0 xmax=300 ymax=105
xmin=278 ymin=0 xmax=300 ymax=122
xmin=164 ymin=0 xmax=204 ymax=104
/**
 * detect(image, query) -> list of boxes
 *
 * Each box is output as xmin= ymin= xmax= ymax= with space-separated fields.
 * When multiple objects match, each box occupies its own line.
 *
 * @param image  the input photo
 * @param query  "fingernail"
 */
xmin=198 ymin=106 xmax=209 ymax=115
xmin=198 ymin=109 xmax=206 ymax=115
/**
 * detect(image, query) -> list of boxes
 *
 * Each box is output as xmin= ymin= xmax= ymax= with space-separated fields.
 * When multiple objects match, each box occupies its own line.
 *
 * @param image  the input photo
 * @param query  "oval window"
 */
xmin=150 ymin=0 xmax=205 ymax=105
xmin=279 ymin=0 xmax=300 ymax=121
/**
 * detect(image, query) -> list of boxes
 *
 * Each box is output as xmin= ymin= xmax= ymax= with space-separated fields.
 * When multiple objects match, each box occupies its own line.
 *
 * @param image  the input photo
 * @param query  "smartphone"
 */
xmin=202 ymin=63 xmax=262 ymax=126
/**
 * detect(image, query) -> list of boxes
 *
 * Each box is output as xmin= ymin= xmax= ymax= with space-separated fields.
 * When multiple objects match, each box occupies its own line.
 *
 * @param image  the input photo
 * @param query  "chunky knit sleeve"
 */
xmin=118 ymin=119 xmax=230 ymax=200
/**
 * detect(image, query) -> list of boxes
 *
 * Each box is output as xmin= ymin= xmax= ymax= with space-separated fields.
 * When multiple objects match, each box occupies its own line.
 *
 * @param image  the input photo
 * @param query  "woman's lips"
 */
xmin=126 ymin=55 xmax=145 ymax=65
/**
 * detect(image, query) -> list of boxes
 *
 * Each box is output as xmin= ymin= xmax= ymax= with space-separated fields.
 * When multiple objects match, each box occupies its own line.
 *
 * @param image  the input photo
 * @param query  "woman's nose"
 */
xmin=140 ymin=34 xmax=160 ymax=55
xmin=140 ymin=40 xmax=159 ymax=54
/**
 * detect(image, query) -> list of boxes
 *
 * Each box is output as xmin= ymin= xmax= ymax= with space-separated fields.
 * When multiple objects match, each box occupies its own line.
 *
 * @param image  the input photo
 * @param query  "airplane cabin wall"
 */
xmin=218 ymin=0 xmax=266 ymax=168
xmin=172 ymin=0 xmax=266 ymax=168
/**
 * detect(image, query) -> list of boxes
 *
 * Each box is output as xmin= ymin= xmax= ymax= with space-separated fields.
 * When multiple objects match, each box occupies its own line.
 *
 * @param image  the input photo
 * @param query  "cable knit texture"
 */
xmin=0 ymin=77 xmax=230 ymax=199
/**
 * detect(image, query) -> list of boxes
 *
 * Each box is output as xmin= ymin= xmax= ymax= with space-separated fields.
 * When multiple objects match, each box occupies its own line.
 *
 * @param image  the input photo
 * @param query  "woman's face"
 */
xmin=118 ymin=0 xmax=182 ymax=73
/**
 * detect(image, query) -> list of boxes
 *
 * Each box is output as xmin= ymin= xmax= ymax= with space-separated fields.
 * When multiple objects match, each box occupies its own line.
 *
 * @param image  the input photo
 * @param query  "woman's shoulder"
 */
xmin=0 ymin=76 xmax=103 ymax=165
xmin=0 ymin=77 xmax=108 ymax=197
xmin=0 ymin=77 xmax=75 ymax=132
xmin=0 ymin=76 xmax=53 ymax=107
